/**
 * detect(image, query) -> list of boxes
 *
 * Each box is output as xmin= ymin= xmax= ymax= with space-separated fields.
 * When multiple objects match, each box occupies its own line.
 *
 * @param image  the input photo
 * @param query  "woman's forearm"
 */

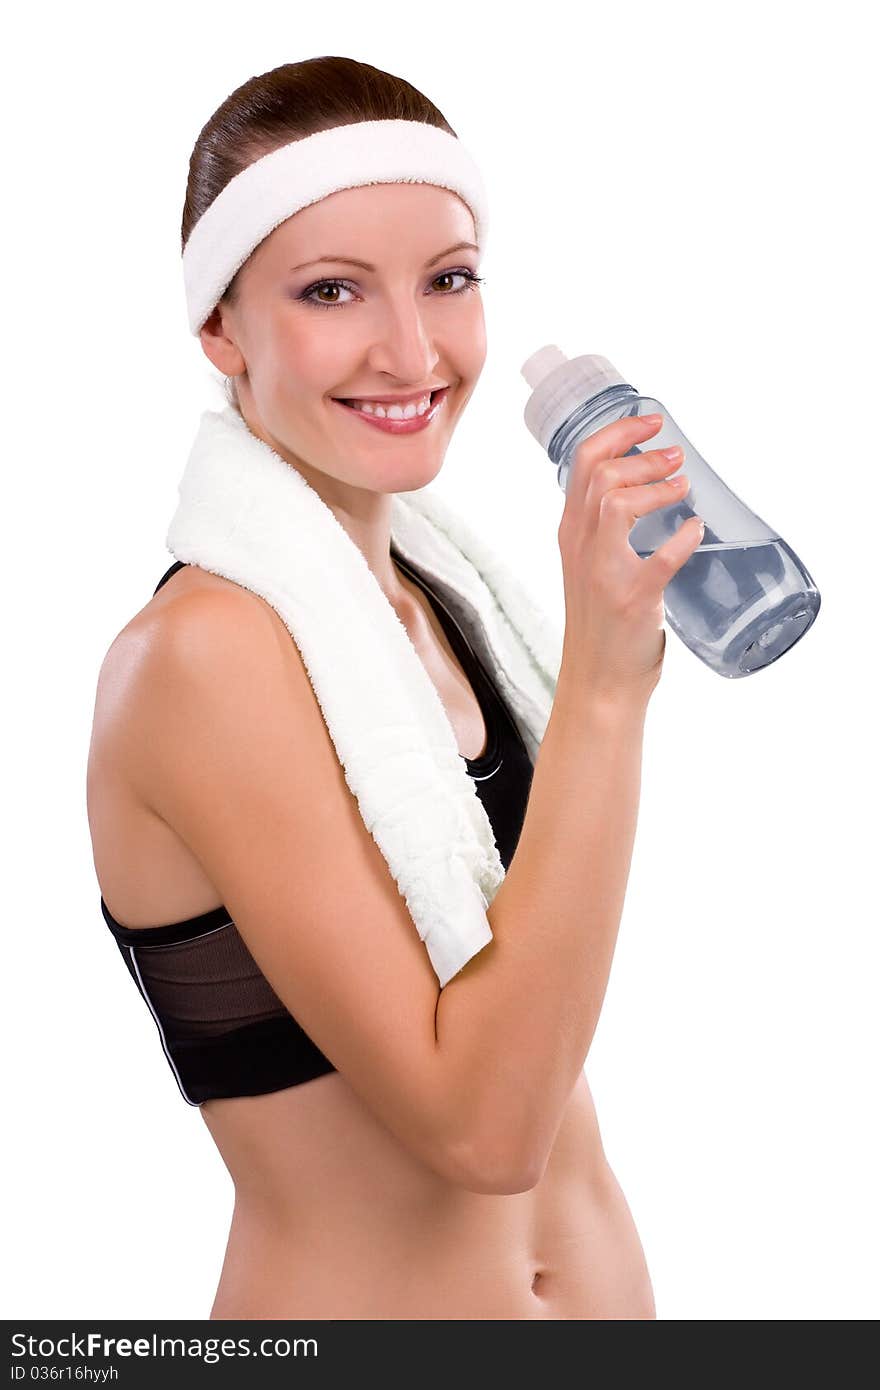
xmin=435 ymin=669 xmax=650 ymax=1188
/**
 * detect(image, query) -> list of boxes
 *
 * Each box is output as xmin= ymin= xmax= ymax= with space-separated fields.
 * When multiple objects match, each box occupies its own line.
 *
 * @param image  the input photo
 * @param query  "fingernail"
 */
xmin=642 ymin=414 xmax=662 ymax=424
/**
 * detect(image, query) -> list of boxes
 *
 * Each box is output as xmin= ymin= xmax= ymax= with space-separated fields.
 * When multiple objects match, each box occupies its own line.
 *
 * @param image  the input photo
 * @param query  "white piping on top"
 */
xmin=127 ymin=946 xmax=199 ymax=1108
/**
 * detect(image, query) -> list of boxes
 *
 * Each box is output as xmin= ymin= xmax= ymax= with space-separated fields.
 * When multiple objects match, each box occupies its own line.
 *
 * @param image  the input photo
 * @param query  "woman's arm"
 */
xmin=434 ymin=668 xmax=650 ymax=1191
xmin=437 ymin=411 xmax=702 ymax=1190
xmin=119 ymin=581 xmax=647 ymax=1197
xmin=115 ymin=585 xmax=502 ymax=1191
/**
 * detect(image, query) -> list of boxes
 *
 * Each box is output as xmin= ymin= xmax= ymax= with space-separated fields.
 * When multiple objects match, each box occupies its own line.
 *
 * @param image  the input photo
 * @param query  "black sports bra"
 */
xmin=100 ymin=551 xmax=535 ymax=1106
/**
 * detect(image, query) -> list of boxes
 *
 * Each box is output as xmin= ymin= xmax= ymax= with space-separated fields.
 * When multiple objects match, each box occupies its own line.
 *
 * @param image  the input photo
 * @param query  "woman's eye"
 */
xmin=306 ymin=281 xmax=355 ymax=308
xmin=298 ymin=269 xmax=484 ymax=311
xmin=431 ymin=271 xmax=471 ymax=293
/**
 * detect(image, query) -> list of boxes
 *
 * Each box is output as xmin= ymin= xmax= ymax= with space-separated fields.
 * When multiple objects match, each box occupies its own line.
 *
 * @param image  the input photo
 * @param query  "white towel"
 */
xmin=165 ymin=406 xmax=563 ymax=987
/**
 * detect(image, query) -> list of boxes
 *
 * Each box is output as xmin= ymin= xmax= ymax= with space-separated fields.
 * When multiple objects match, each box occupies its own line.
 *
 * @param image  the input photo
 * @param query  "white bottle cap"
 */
xmin=521 ymin=346 xmax=628 ymax=451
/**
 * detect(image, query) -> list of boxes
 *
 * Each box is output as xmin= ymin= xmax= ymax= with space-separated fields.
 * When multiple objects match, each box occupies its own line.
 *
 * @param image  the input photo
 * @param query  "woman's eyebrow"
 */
xmin=289 ymin=241 xmax=479 ymax=274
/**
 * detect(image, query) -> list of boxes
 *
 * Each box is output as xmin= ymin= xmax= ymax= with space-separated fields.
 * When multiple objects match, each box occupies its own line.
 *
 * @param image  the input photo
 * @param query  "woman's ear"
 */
xmin=199 ymin=305 xmax=246 ymax=379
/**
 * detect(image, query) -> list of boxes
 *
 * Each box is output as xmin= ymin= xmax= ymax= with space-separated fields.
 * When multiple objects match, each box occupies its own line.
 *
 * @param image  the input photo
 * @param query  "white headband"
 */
xmin=182 ymin=118 xmax=489 ymax=336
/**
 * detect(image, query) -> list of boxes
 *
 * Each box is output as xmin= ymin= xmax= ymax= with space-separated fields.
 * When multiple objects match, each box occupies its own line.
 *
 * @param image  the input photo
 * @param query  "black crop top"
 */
xmin=100 ymin=551 xmax=535 ymax=1106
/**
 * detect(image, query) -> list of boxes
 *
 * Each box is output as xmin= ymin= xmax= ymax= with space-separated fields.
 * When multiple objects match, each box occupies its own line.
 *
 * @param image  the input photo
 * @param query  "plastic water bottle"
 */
xmin=521 ymin=346 xmax=821 ymax=679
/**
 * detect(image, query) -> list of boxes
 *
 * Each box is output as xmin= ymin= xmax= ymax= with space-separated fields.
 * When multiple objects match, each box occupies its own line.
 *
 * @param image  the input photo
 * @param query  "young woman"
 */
xmin=87 ymin=56 xmax=702 ymax=1320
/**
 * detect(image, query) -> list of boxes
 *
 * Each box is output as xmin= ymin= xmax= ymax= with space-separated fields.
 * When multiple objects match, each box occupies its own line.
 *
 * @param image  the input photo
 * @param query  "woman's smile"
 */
xmin=331 ymin=386 xmax=450 ymax=434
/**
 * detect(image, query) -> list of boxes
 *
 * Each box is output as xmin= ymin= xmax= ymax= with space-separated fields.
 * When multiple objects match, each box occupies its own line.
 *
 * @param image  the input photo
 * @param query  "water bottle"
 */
xmin=520 ymin=346 xmax=821 ymax=679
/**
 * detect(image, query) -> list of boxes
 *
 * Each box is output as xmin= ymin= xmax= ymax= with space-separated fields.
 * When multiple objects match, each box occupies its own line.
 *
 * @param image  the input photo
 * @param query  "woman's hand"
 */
xmin=556 ymin=414 xmax=703 ymax=704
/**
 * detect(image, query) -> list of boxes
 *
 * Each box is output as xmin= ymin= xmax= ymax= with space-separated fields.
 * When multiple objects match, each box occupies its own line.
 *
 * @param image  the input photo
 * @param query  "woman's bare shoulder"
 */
xmin=98 ymin=566 xmax=288 ymax=702
xmin=90 ymin=566 xmax=298 ymax=812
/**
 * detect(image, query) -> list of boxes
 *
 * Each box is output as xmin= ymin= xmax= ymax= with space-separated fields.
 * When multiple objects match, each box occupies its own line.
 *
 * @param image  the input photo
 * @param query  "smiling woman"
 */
xmin=87 ymin=53 xmax=657 ymax=1322
xmin=192 ymin=163 xmax=490 ymax=501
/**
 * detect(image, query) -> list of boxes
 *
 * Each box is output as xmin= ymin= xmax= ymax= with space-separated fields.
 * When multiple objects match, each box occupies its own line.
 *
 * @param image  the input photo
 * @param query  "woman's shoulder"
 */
xmin=102 ymin=565 xmax=288 ymax=683
xmin=92 ymin=567 xmax=309 ymax=781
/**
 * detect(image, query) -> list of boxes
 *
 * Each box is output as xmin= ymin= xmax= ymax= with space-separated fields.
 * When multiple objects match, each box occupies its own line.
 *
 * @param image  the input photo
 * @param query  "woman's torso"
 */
xmin=88 ymin=559 xmax=655 ymax=1320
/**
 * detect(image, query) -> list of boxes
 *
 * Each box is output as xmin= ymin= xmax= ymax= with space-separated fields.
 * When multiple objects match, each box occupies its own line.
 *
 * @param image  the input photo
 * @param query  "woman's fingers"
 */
xmin=562 ymin=414 xmax=666 ymax=515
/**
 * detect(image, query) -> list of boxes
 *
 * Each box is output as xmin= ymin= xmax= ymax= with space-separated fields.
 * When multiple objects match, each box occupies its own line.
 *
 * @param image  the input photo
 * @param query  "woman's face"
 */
xmin=204 ymin=181 xmax=486 ymax=497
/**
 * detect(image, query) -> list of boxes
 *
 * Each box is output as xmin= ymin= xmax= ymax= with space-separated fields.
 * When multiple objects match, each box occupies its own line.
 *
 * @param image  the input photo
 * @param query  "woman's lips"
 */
xmin=332 ymin=387 xmax=449 ymax=433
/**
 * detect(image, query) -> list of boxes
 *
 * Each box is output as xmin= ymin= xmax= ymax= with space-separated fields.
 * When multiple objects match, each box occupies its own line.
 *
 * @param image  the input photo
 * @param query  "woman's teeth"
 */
xmin=342 ymin=392 xmax=433 ymax=419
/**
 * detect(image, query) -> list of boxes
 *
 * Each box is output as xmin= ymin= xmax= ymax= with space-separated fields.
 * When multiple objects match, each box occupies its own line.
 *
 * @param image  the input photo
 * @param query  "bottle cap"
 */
xmin=521 ymin=346 xmax=628 ymax=451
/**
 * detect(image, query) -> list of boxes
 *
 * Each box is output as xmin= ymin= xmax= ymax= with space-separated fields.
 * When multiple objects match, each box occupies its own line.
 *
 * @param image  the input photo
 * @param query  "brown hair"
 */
xmin=182 ymin=56 xmax=458 ymax=413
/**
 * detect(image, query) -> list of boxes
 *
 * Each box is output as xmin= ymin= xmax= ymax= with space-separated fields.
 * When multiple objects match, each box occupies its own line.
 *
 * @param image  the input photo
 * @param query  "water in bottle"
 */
xmin=521 ymin=346 xmax=821 ymax=678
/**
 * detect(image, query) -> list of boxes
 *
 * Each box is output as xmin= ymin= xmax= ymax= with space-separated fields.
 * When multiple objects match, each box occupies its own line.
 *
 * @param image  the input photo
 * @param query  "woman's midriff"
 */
xmin=201 ymin=1066 xmax=656 ymax=1321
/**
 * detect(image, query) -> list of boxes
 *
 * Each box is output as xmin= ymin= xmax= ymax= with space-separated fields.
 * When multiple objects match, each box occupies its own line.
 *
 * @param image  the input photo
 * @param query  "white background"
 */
xmin=4 ymin=0 xmax=876 ymax=1322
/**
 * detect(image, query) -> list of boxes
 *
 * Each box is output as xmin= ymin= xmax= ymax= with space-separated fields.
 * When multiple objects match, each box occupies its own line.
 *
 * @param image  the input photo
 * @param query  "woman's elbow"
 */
xmin=442 ymin=1129 xmax=547 ymax=1195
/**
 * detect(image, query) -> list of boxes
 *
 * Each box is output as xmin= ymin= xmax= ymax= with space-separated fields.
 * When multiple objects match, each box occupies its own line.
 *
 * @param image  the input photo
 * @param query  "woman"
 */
xmin=87 ymin=56 xmax=702 ymax=1319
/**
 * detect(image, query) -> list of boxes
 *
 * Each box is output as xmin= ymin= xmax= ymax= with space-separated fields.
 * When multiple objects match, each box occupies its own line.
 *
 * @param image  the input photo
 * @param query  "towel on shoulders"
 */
xmin=165 ymin=406 xmax=563 ymax=987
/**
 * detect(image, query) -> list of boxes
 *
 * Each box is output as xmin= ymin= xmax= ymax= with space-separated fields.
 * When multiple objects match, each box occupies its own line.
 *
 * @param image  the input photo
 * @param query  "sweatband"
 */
xmin=181 ymin=118 xmax=490 ymax=336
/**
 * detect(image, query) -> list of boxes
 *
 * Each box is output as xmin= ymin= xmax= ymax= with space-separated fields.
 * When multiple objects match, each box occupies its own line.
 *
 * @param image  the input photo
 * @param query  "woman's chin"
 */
xmin=342 ymin=443 xmax=449 ymax=495
xmin=372 ymin=457 xmax=446 ymax=494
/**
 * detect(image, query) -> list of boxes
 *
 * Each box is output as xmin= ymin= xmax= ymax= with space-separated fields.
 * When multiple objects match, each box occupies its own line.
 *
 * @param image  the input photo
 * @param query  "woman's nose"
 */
xmin=366 ymin=301 xmax=440 ymax=382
